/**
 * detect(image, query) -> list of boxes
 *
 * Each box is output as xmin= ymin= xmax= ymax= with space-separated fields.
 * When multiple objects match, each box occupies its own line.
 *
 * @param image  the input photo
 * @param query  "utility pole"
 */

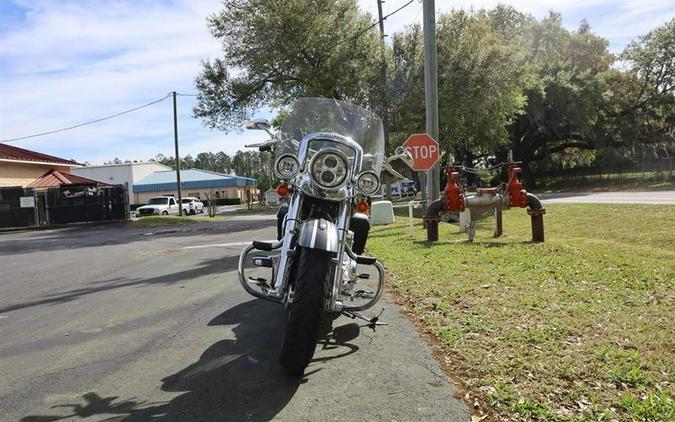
xmin=376 ymin=0 xmax=385 ymax=39
xmin=172 ymin=91 xmax=183 ymax=215
xmin=377 ymin=0 xmax=393 ymax=200
xmin=423 ymin=0 xmax=440 ymax=201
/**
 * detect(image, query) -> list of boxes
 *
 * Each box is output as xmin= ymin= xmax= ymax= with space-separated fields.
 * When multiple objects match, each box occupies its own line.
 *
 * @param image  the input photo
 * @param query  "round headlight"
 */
xmin=310 ymin=150 xmax=348 ymax=189
xmin=275 ymin=154 xmax=300 ymax=179
xmin=356 ymin=171 xmax=380 ymax=195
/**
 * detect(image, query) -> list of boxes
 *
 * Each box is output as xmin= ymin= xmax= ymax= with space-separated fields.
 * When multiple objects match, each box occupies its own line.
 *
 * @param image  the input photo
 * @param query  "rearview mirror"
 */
xmin=388 ymin=146 xmax=415 ymax=168
xmin=245 ymin=118 xmax=272 ymax=131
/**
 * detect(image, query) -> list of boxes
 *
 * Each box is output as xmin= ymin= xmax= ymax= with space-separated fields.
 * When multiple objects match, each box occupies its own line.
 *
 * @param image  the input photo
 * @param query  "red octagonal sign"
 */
xmin=403 ymin=133 xmax=440 ymax=171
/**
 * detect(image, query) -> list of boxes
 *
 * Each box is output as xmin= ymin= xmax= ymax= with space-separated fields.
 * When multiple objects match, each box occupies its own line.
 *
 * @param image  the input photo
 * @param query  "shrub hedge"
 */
xmin=203 ymin=198 xmax=241 ymax=206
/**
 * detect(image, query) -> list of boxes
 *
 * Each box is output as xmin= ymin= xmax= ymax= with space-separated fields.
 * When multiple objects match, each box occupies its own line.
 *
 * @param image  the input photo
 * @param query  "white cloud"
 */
xmin=357 ymin=0 xmax=674 ymax=51
xmin=0 ymin=0 xmax=265 ymax=164
xmin=0 ymin=0 xmax=672 ymax=165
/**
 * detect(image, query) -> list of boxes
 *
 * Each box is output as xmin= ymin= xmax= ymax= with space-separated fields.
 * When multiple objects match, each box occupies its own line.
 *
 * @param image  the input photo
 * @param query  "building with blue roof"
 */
xmin=133 ymin=168 xmax=257 ymax=204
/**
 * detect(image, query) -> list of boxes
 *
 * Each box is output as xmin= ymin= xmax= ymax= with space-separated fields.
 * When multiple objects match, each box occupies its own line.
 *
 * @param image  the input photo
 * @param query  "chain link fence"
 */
xmin=533 ymin=158 xmax=673 ymax=188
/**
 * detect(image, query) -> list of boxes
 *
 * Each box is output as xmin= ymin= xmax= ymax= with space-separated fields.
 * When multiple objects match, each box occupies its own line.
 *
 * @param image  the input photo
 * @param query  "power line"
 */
xmin=1 ymin=93 xmax=173 ymax=143
xmin=335 ymin=0 xmax=416 ymax=47
xmin=412 ymin=2 xmax=423 ymax=22
xmin=0 ymin=2 xmax=416 ymax=144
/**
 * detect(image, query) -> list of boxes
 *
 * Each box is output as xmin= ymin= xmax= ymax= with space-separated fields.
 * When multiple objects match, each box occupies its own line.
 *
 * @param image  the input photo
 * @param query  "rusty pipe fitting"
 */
xmin=526 ymin=193 xmax=545 ymax=242
xmin=423 ymin=199 xmax=444 ymax=242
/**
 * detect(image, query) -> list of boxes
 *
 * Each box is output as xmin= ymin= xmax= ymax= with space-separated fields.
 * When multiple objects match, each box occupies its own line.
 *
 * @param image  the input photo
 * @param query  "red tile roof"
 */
xmin=28 ymin=169 xmax=106 ymax=188
xmin=0 ymin=143 xmax=79 ymax=166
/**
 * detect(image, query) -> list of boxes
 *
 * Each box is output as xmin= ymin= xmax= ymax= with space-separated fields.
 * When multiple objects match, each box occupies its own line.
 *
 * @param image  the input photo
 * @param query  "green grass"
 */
xmin=236 ymin=202 xmax=268 ymax=212
xmin=368 ymin=204 xmax=674 ymax=421
xmin=126 ymin=216 xmax=200 ymax=228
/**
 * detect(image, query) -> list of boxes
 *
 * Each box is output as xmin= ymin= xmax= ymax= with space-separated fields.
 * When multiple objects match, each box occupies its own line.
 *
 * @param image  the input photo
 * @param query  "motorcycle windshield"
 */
xmin=278 ymin=97 xmax=385 ymax=175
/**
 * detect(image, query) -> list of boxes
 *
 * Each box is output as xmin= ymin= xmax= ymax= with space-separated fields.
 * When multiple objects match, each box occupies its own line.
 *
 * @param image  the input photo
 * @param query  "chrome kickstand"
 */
xmin=342 ymin=308 xmax=387 ymax=326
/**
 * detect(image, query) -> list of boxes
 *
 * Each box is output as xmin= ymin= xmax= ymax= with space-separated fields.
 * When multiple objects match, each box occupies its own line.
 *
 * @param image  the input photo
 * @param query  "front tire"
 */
xmin=279 ymin=248 xmax=332 ymax=376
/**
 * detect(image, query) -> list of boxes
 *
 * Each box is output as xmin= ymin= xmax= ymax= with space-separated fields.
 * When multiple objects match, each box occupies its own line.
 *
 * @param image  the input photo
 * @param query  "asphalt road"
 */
xmin=0 ymin=214 xmax=468 ymax=422
xmin=538 ymin=190 xmax=675 ymax=204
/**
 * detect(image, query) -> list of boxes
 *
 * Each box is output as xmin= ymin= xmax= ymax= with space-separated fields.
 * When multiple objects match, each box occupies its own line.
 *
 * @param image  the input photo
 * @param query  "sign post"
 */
xmin=423 ymin=0 xmax=440 ymax=201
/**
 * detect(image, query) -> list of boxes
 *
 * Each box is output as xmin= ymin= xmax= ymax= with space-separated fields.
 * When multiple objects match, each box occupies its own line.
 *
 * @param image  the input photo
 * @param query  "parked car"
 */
xmin=400 ymin=180 xmax=417 ymax=197
xmin=182 ymin=197 xmax=204 ymax=215
xmin=391 ymin=186 xmax=401 ymax=197
xmin=136 ymin=196 xmax=181 ymax=216
xmin=380 ymin=180 xmax=416 ymax=198
xmin=380 ymin=184 xmax=400 ymax=198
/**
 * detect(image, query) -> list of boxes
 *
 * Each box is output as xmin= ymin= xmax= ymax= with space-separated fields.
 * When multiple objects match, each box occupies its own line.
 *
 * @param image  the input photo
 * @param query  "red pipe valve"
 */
xmin=506 ymin=165 xmax=528 ymax=208
xmin=444 ymin=170 xmax=465 ymax=212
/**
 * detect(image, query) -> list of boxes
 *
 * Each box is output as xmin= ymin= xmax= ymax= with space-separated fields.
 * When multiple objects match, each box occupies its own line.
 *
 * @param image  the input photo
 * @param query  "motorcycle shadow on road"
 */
xmin=21 ymin=299 xmax=361 ymax=422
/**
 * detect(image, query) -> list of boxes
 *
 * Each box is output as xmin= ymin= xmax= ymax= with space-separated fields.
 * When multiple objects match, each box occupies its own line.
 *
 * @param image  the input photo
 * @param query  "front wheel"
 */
xmin=279 ymin=248 xmax=332 ymax=376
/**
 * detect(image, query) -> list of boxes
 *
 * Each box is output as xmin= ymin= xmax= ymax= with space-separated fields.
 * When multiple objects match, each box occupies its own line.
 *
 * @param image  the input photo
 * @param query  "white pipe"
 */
xmin=408 ymin=200 xmax=421 ymax=237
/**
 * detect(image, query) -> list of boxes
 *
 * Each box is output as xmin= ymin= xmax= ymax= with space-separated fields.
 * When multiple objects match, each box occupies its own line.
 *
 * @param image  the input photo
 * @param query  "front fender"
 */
xmin=297 ymin=218 xmax=339 ymax=253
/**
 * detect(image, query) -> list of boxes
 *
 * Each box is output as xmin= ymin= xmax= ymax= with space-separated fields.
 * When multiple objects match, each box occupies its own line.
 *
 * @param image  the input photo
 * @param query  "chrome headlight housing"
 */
xmin=275 ymin=154 xmax=300 ymax=179
xmin=309 ymin=149 xmax=349 ymax=190
xmin=356 ymin=171 xmax=380 ymax=195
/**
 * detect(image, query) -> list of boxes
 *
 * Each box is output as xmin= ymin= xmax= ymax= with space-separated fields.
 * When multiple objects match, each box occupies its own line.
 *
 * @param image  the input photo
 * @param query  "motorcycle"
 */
xmin=238 ymin=97 xmax=413 ymax=375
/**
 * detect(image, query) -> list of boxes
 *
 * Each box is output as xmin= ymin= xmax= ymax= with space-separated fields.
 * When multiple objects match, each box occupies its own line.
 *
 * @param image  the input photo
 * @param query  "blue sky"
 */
xmin=1 ymin=0 xmax=673 ymax=165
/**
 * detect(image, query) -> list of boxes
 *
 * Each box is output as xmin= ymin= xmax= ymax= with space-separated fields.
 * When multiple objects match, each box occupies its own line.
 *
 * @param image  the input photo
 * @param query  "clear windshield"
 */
xmin=278 ymin=98 xmax=385 ymax=174
xmin=148 ymin=198 xmax=168 ymax=205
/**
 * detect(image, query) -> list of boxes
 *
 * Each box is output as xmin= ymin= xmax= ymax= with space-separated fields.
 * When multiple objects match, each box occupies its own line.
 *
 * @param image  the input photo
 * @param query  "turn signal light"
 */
xmin=276 ymin=183 xmax=290 ymax=197
xmin=356 ymin=200 xmax=369 ymax=214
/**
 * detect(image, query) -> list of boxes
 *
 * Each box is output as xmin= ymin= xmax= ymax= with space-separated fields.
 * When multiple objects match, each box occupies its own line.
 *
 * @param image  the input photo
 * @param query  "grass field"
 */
xmin=368 ymin=204 xmax=674 ymax=421
xmin=126 ymin=216 xmax=201 ymax=227
xmin=127 ymin=205 xmax=272 ymax=228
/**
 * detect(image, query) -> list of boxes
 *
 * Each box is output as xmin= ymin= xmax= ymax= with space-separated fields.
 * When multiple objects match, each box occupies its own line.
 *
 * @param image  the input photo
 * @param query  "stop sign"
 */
xmin=403 ymin=133 xmax=440 ymax=171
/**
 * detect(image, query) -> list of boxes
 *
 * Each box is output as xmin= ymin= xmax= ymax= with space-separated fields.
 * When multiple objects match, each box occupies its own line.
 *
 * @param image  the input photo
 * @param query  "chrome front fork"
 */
xmin=328 ymin=202 xmax=351 ymax=312
xmin=273 ymin=193 xmax=302 ymax=297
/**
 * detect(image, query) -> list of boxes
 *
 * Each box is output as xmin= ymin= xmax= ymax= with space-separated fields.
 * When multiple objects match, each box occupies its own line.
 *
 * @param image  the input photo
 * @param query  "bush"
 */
xmin=203 ymin=198 xmax=241 ymax=206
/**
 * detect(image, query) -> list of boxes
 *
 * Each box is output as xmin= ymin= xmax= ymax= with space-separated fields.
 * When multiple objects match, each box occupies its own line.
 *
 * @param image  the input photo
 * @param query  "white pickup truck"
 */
xmin=136 ymin=196 xmax=181 ymax=216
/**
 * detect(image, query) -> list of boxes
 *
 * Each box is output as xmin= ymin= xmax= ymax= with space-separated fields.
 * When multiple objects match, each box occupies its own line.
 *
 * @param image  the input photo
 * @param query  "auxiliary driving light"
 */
xmin=356 ymin=171 xmax=379 ymax=195
xmin=275 ymin=154 xmax=300 ymax=179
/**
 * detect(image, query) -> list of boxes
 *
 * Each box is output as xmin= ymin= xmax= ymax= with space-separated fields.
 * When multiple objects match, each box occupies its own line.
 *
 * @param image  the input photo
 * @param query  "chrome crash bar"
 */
xmin=237 ymin=241 xmax=283 ymax=303
xmin=338 ymin=246 xmax=385 ymax=312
